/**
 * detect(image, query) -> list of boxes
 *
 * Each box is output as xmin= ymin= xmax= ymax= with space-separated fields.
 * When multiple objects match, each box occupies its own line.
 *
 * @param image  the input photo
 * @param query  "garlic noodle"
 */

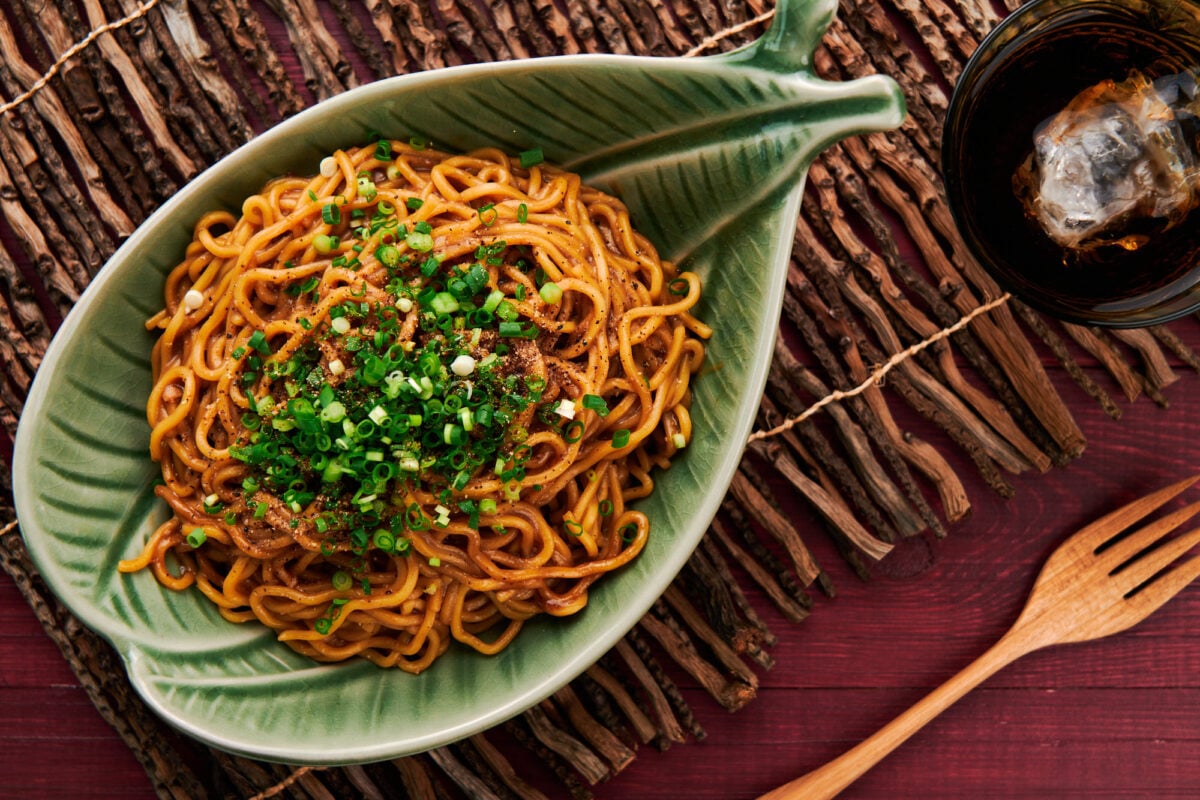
xmin=120 ymin=140 xmax=710 ymax=672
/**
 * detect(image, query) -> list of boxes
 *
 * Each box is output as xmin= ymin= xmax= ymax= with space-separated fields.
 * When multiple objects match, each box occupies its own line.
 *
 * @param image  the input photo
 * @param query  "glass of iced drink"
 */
xmin=944 ymin=0 xmax=1200 ymax=327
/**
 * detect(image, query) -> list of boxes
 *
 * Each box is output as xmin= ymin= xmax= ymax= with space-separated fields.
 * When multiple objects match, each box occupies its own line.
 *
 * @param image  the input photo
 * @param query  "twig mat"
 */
xmin=1 ymin=0 xmax=1197 ymax=797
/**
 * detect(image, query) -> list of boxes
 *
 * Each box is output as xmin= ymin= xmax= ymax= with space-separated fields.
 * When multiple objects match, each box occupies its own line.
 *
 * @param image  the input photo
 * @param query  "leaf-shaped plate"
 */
xmin=13 ymin=0 xmax=903 ymax=765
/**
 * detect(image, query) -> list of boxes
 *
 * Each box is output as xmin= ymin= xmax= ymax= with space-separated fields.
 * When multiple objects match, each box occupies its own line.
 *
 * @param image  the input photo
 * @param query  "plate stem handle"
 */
xmin=743 ymin=0 xmax=839 ymax=72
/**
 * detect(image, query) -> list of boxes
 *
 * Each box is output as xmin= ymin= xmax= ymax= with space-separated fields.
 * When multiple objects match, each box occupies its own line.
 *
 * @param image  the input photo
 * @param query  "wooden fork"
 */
xmin=759 ymin=474 xmax=1200 ymax=800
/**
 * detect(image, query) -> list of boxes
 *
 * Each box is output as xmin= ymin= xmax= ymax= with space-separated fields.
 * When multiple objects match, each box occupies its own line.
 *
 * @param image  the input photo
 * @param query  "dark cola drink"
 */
xmin=950 ymin=2 xmax=1200 ymax=317
xmin=1013 ymin=70 xmax=1200 ymax=254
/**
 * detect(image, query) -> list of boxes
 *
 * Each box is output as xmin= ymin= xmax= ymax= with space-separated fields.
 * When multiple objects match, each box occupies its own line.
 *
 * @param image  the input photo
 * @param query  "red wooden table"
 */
xmin=6 ymin=326 xmax=1200 ymax=799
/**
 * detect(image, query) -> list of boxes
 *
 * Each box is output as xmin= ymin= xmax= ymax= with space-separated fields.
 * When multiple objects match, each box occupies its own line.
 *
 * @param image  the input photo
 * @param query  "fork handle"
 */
xmin=757 ymin=625 xmax=1042 ymax=800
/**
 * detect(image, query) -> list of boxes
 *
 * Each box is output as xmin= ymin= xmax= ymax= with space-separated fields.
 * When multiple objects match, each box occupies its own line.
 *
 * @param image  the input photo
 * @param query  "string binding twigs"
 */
xmin=749 ymin=293 xmax=1013 ymax=442
xmin=683 ymin=9 xmax=777 ymax=57
xmin=247 ymin=766 xmax=319 ymax=800
xmin=0 ymin=0 xmax=162 ymax=119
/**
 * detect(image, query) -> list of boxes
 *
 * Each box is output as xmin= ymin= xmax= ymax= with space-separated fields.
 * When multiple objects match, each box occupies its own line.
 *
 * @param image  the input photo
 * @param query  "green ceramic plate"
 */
xmin=13 ymin=0 xmax=902 ymax=765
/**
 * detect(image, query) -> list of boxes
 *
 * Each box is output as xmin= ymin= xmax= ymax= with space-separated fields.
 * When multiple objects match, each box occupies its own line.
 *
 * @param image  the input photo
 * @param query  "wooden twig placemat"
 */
xmin=2 ymin=0 xmax=1197 ymax=797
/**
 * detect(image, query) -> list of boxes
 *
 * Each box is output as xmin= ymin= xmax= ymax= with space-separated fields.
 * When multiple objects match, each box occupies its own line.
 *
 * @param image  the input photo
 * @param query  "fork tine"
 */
xmin=1098 ymin=499 xmax=1200 ymax=573
xmin=1075 ymin=474 xmax=1200 ymax=551
xmin=1127 ymin=549 xmax=1200 ymax=616
xmin=1112 ymin=525 xmax=1200 ymax=595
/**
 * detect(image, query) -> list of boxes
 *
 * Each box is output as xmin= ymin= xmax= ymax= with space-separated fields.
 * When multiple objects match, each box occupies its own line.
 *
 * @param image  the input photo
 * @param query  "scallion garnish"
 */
xmin=247 ymin=330 xmax=271 ymax=355
xmin=407 ymin=229 xmax=434 ymax=252
xmin=611 ymin=429 xmax=631 ymax=448
xmin=519 ymin=147 xmax=544 ymax=168
xmin=581 ymin=394 xmax=609 ymax=416
xmin=186 ymin=527 xmax=207 ymax=548
xmin=314 ymin=234 xmax=339 ymax=254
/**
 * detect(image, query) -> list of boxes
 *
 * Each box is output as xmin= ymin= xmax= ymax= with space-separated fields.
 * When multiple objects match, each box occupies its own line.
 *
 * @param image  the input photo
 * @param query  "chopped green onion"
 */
xmin=668 ymin=277 xmax=690 ymax=296
xmin=409 ymin=135 xmax=427 ymax=150
xmin=186 ymin=527 xmax=207 ymax=548
xmin=419 ymin=255 xmax=441 ymax=277
xmin=322 ymin=203 xmax=341 ymax=225
xmin=331 ymin=316 xmax=351 ymax=335
xmin=356 ymin=176 xmax=377 ymax=201
xmin=598 ymin=499 xmax=614 ymax=517
xmin=430 ymin=292 xmax=460 ymax=315
xmin=477 ymin=203 xmax=498 ymax=226
xmin=672 ymin=433 xmax=687 ymax=449
xmin=406 ymin=197 xmax=424 ymax=210
xmin=564 ymin=519 xmax=584 ymax=536
xmin=480 ymin=498 xmax=497 ymax=514
xmin=254 ymin=501 xmax=268 ymax=519
xmin=443 ymin=424 xmax=465 ymax=445
xmin=582 ymin=394 xmax=609 ymax=416
xmin=331 ymin=570 xmax=352 ymax=591
xmin=247 ymin=330 xmax=271 ymax=355
xmin=517 ymin=202 xmax=528 ymax=224
xmin=611 ymin=429 xmax=631 ymax=448
xmin=482 ymin=290 xmax=504 ymax=313
xmin=315 ymin=618 xmax=332 ymax=635
xmin=407 ymin=229 xmax=434 ymax=252
xmin=428 ymin=556 xmax=442 ymax=567
xmin=519 ymin=147 xmax=544 ymax=168
xmin=374 ymin=139 xmax=392 ymax=161
xmin=375 ymin=244 xmax=400 ymax=267
xmin=373 ymin=529 xmax=396 ymax=552
xmin=314 ymin=234 xmax=339 ymax=254
xmin=618 ymin=523 xmax=638 ymax=543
